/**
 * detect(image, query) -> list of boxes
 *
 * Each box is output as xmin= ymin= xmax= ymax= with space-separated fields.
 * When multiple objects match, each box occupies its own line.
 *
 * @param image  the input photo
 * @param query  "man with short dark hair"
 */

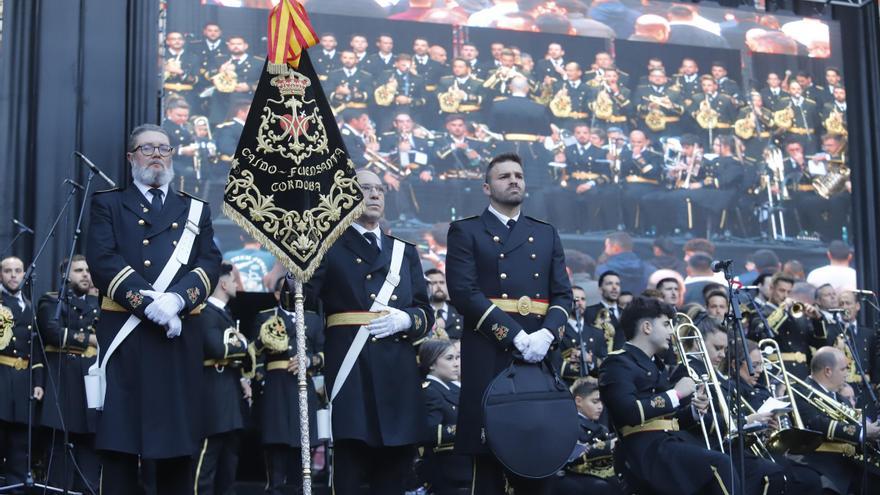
xmin=86 ymin=124 xmax=221 ymax=494
xmin=683 ymin=252 xmax=716 ymax=305
xmin=806 ymin=240 xmax=856 ymax=291
xmin=205 ymin=35 xmax=261 ymax=123
xmin=596 ymin=232 xmax=655 ymax=294
xmin=425 ymin=268 xmax=464 ymax=340
xmin=585 ymin=271 xmax=624 ymax=352
xmin=559 ymin=286 xmax=607 ymax=382
xmin=599 ymin=296 xmax=736 ymax=494
xmin=836 ymin=290 xmax=876 ymax=408
xmin=656 ymin=277 xmax=681 ymax=307
xmin=447 ymin=152 xmax=571 ymax=494
xmin=327 ymin=51 xmax=375 ymax=117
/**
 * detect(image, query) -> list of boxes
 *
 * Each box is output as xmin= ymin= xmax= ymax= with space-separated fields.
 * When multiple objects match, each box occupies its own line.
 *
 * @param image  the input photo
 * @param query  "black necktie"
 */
xmin=436 ymin=308 xmax=445 ymax=322
xmin=148 ymin=188 xmax=163 ymax=219
xmin=363 ymin=232 xmax=380 ymax=254
xmin=506 ymin=219 xmax=516 ymax=229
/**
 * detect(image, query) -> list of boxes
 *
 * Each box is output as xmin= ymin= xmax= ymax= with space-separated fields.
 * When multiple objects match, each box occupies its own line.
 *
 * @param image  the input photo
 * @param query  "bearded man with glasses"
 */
xmin=86 ymin=123 xmax=221 ymax=494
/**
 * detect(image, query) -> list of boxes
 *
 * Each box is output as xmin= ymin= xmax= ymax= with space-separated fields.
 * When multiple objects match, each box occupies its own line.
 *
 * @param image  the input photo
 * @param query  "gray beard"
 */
xmin=132 ymin=162 xmax=174 ymax=187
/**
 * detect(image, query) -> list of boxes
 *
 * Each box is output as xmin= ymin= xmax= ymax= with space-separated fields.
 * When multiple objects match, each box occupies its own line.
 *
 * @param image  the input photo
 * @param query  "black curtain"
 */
xmin=0 ymin=0 xmax=159 ymax=296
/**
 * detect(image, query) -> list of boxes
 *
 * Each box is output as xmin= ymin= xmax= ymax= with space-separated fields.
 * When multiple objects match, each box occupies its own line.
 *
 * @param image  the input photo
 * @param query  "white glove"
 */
xmin=140 ymin=290 xmax=185 ymax=326
xmin=524 ymin=329 xmax=555 ymax=363
xmin=165 ymin=315 xmax=182 ymax=339
xmin=367 ymin=307 xmax=411 ymax=339
xmin=513 ymin=330 xmax=531 ymax=355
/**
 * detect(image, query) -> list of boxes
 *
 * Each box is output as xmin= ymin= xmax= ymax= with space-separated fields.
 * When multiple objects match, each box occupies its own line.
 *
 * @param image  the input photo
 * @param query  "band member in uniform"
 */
xmin=584 ymin=51 xmax=630 ymax=88
xmin=436 ymin=59 xmax=485 ymax=121
xmin=418 ymin=339 xmax=471 ymax=495
xmin=734 ymin=91 xmax=775 ymax=162
xmin=413 ymin=37 xmax=444 ymax=126
xmin=205 ymin=35 xmax=262 ymax=124
xmin=446 ymin=153 xmax=572 ymax=495
xmin=37 ymin=255 xmax=100 ymax=492
xmin=635 ymin=58 xmax=667 ymax=88
xmin=598 ymin=296 xmax=736 ymax=495
xmin=193 ymin=262 xmax=249 ymax=495
xmin=547 ymin=123 xmax=613 ymax=232
xmin=361 ymin=34 xmax=396 ymax=78
xmin=425 ymin=269 xmax=465 ymax=341
xmin=0 ymin=256 xmax=44 ymax=489
xmin=349 ymin=34 xmax=369 ymax=66
xmin=191 ymin=23 xmax=229 ymax=109
xmin=214 ymin=99 xmax=249 ymax=164
xmin=86 ymin=124 xmax=221 ymax=494
xmin=774 ymin=81 xmax=820 ymax=153
xmin=748 ymin=273 xmax=828 ymax=378
xmin=314 ymin=33 xmax=341 ymax=81
xmin=253 ymin=280 xmax=323 ymax=495
xmin=688 ymin=75 xmax=737 ymax=148
xmin=533 ymin=43 xmax=567 ymax=83
xmin=377 ymin=112 xmax=432 ymax=221
xmin=710 ymin=62 xmax=741 ymax=105
xmin=374 ymin=54 xmax=427 ymax=128
xmin=795 ymin=72 xmax=827 ymax=107
xmin=339 ymin=108 xmax=376 ymax=169
xmin=432 ymin=114 xmax=490 ymax=216
xmin=835 ymin=290 xmax=876 ymax=409
xmin=588 ymin=68 xmax=632 ymax=132
xmin=327 ymin=51 xmax=374 ymax=115
xmin=785 ymin=136 xmax=849 ymax=240
xmin=587 ymin=271 xmax=624 ymax=352
xmin=672 ymin=57 xmax=701 ymax=107
xmin=559 ymin=286 xmax=607 ymax=382
xmin=683 ymin=135 xmax=749 ymax=232
xmin=482 ymin=49 xmax=527 ymax=102
xmin=819 ymin=86 xmax=847 ymax=137
xmin=554 ymin=379 xmax=622 ymax=494
xmin=303 ymin=169 xmax=433 ymax=494
xmin=634 ymin=68 xmax=684 ymax=147
xmin=760 ymin=72 xmax=789 ymax=112
xmin=618 ymin=130 xmax=664 ymax=232
xmin=547 ymin=62 xmax=592 ymax=129
xmin=459 ymin=43 xmax=490 ymax=80
xmin=163 ymin=32 xmax=201 ymax=111
xmin=161 ymin=99 xmax=200 ymax=194
xmin=791 ymin=347 xmax=880 ymax=494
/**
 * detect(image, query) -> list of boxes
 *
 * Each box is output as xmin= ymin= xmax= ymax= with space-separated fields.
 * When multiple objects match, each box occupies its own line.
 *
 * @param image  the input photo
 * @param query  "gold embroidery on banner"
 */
xmin=0 ymin=305 xmax=13 ymax=351
xmin=256 ymin=71 xmax=329 ymax=165
xmin=259 ymin=315 xmax=290 ymax=353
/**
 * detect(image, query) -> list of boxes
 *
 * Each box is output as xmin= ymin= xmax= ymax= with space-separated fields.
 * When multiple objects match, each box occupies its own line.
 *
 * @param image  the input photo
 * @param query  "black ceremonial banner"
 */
xmin=223 ymin=52 xmax=364 ymax=282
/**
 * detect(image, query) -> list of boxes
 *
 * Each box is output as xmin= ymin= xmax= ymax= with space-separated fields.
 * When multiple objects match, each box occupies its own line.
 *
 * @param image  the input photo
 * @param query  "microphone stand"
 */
xmin=575 ymin=308 xmax=589 ymax=377
xmin=722 ymin=266 xmax=752 ymax=495
xmin=0 ymin=179 xmax=86 ymax=494
xmin=1 ymin=223 xmax=32 ymax=258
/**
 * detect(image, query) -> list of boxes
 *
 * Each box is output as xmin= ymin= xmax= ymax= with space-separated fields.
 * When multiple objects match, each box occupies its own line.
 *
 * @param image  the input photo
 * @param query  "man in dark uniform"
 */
xmin=361 ymin=34 xmax=396 ymax=78
xmin=313 ymin=33 xmax=341 ymax=81
xmin=586 ymin=270 xmax=623 ymax=352
xmin=584 ymin=52 xmax=630 ymax=89
xmin=776 ymin=81 xmax=820 ymax=153
xmin=0 ymin=256 xmax=45 ymax=490
xmin=796 ymin=72 xmax=827 ymax=107
xmin=687 ymin=75 xmax=737 ymax=148
xmin=710 ymin=62 xmax=741 ymax=106
xmin=190 ymin=23 xmax=228 ymax=111
xmin=37 ymin=255 xmax=100 ymax=492
xmin=547 ymin=123 xmax=613 ymax=232
xmin=560 ymin=286 xmax=607 ymax=382
xmin=161 ymin=99 xmax=200 ymax=194
xmin=634 ymin=69 xmax=684 ymax=147
xmin=618 ymin=130 xmax=664 ymax=232
xmin=587 ymin=68 xmax=632 ymax=132
xmin=446 ymin=152 xmax=572 ymax=495
xmin=373 ymin=54 xmax=427 ymax=128
xmin=86 ymin=123 xmax=221 ymax=494
xmin=193 ymin=262 xmax=249 ymax=495
xmin=338 ymin=108 xmax=376 ymax=170
xmin=533 ymin=43 xmax=567 ymax=83
xmin=548 ymin=62 xmax=592 ymax=129
xmin=672 ymin=57 xmax=701 ymax=108
xmin=436 ymin=59 xmax=485 ymax=122
xmin=432 ymin=114 xmax=490 ymax=217
xmin=412 ymin=37 xmax=444 ymax=127
xmin=326 ymin=51 xmax=374 ymax=116
xmin=734 ymin=91 xmax=775 ymax=162
xmin=377 ymin=111 xmax=433 ymax=221
xmin=819 ymin=86 xmax=847 ymax=137
xmin=681 ymin=135 xmax=749 ymax=232
xmin=425 ymin=268 xmax=465 ymax=341
xmin=303 ymin=169 xmax=433 ymax=494
xmin=214 ymin=99 xmax=249 ymax=164
xmin=791 ymin=347 xmax=880 ymax=494
xmin=163 ymin=32 xmax=202 ymax=111
xmin=482 ymin=49 xmax=528 ymax=102
xmin=205 ymin=35 xmax=262 ymax=125
xmin=760 ymin=72 xmax=789 ymax=112
xmin=598 ymin=296 xmax=736 ymax=495
xmin=253 ymin=279 xmax=323 ymax=495
xmin=748 ymin=273 xmax=828 ymax=378
xmin=835 ymin=290 xmax=876 ymax=409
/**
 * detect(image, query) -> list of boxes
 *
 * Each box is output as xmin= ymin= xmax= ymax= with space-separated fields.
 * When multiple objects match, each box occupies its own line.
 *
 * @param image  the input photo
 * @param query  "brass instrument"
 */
xmin=0 ymin=305 xmax=13 ymax=351
xmin=374 ymin=75 xmax=399 ymax=107
xmin=759 ymin=339 xmax=805 ymax=438
xmin=594 ymin=308 xmax=616 ymax=355
xmin=590 ymin=86 xmax=614 ymax=121
xmin=695 ymin=95 xmax=719 ymax=130
xmin=645 ymin=95 xmax=673 ymax=132
xmin=163 ymin=57 xmax=182 ymax=81
xmin=734 ymin=112 xmax=756 ymax=140
xmin=672 ymin=314 xmax=728 ymax=451
xmin=812 ymin=154 xmax=850 ymax=199
xmin=772 ymin=106 xmax=794 ymax=132
xmin=438 ymin=80 xmax=465 ymax=113
xmin=824 ymin=109 xmax=847 ymax=136
xmin=363 ymin=122 xmax=407 ymax=179
xmin=682 ymin=147 xmax=702 ymax=190
xmin=534 ymin=78 xmax=557 ymax=105
xmin=833 ymin=332 xmax=861 ymax=384
xmin=482 ymin=66 xmax=522 ymax=91
xmin=549 ymin=86 xmax=572 ymax=118
xmin=212 ymin=59 xmax=238 ymax=93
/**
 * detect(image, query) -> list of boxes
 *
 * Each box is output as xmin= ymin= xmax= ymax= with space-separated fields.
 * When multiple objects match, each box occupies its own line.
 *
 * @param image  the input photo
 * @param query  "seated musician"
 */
xmin=554 ymin=379 xmax=623 ymax=494
xmin=559 ymin=286 xmax=608 ymax=384
xmin=599 ymin=296 xmax=737 ymax=495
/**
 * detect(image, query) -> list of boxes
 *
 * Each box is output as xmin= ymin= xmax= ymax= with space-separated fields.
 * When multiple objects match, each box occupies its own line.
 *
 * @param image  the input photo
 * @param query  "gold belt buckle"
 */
xmin=14 ymin=358 xmax=27 ymax=370
xmin=517 ymin=296 xmax=532 ymax=316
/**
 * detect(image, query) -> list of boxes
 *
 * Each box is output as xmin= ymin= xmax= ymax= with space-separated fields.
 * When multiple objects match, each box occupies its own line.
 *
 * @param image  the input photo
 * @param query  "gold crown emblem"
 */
xmin=271 ymin=71 xmax=310 ymax=96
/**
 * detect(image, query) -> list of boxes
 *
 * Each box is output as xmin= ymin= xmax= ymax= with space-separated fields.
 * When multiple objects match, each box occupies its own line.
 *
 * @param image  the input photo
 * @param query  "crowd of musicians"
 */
xmin=161 ymin=24 xmax=851 ymax=240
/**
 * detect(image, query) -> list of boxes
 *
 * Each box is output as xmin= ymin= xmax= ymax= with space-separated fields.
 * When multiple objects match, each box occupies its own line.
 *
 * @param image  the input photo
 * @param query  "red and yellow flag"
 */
xmin=267 ymin=0 xmax=318 ymax=73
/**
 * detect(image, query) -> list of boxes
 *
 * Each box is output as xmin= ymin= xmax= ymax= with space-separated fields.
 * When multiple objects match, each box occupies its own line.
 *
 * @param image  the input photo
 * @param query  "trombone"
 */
xmin=672 ymin=314 xmax=728 ymax=452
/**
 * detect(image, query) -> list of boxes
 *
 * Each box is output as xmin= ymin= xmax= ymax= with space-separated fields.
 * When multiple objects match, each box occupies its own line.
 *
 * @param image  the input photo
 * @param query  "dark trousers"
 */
xmin=264 ymin=444 xmax=304 ymax=495
xmin=101 ymin=451 xmax=192 ymax=495
xmin=44 ymin=431 xmax=101 ymax=493
xmin=331 ymin=440 xmax=414 ymax=495
xmin=193 ymin=432 xmax=239 ymax=495
xmin=0 ymin=421 xmax=28 ymax=492
xmin=552 ymin=472 xmax=623 ymax=494
xmin=471 ymin=453 xmax=552 ymax=495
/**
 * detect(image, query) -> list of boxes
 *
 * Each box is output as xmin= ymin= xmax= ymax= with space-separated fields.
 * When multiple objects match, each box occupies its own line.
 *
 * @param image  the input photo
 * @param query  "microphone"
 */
xmin=11 ymin=219 xmax=34 ymax=234
xmin=711 ymin=259 xmax=733 ymax=273
xmin=65 ymin=179 xmax=84 ymax=190
xmin=850 ymin=289 xmax=875 ymax=295
xmin=74 ymin=151 xmax=117 ymax=188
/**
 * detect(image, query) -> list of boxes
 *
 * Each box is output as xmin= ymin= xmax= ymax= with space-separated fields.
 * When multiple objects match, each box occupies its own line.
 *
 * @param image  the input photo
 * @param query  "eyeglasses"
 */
xmin=361 ymin=184 xmax=386 ymax=194
xmin=133 ymin=144 xmax=175 ymax=157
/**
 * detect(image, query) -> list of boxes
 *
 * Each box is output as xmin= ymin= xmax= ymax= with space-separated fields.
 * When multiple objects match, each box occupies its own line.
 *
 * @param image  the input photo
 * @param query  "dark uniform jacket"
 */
xmin=86 ymin=184 xmax=221 ymax=458
xmin=199 ymin=300 xmax=247 ymax=438
xmin=0 ymin=292 xmax=42 ymax=424
xmin=748 ymin=304 xmax=829 ymax=378
xmin=619 ymin=147 xmax=664 ymax=185
xmin=716 ymin=77 xmax=741 ymax=105
xmin=534 ymin=58 xmax=566 ymax=83
xmin=432 ymin=303 xmax=465 ymax=341
xmin=412 ymin=55 xmax=444 ymax=90
xmin=304 ymin=227 xmax=433 ymax=447
xmin=374 ymin=69 xmax=427 ymax=112
xmin=37 ymin=292 xmax=99 ymax=434
xmin=584 ymin=302 xmax=622 ymax=352
xmin=326 ymin=67 xmax=374 ymax=112
xmin=633 ymin=85 xmax=685 ymax=131
xmin=421 ymin=377 xmax=471 ymax=488
xmin=361 ymin=52 xmax=395 ymax=78
xmin=761 ymin=87 xmax=789 ymax=111
xmin=599 ymin=343 xmax=718 ymax=494
xmin=776 ymin=96 xmax=820 ymax=134
xmin=551 ymin=79 xmax=593 ymax=120
xmin=163 ymin=49 xmax=201 ymax=91
xmin=436 ymin=75 xmax=485 ymax=115
xmin=252 ymin=306 xmax=323 ymax=447
xmin=432 ymin=135 xmax=488 ymax=175
xmin=564 ymin=414 xmax=616 ymax=478
xmin=559 ymin=320 xmax=607 ymax=381
xmin=204 ymin=54 xmax=262 ymax=94
xmin=687 ymin=92 xmax=737 ymax=131
xmin=190 ymin=39 xmax=229 ymax=85
xmin=671 ymin=73 xmax=701 ymax=106
xmin=339 ymin=124 xmax=369 ymax=168
xmin=819 ymin=101 xmax=847 ymax=135
xmin=565 ymin=143 xmax=610 ymax=182
xmin=487 ymin=95 xmax=552 ymax=137
xmin=214 ymin=119 xmax=244 ymax=162
xmin=446 ymin=210 xmax=572 ymax=454
xmin=589 ymin=86 xmax=632 ymax=126
xmin=313 ymin=48 xmax=341 ymax=80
